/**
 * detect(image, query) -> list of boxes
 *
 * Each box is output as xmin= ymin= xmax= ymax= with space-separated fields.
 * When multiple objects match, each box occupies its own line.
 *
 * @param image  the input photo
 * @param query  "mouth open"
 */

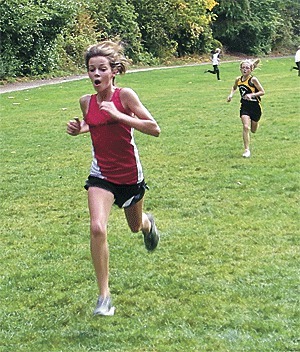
xmin=94 ymin=79 xmax=101 ymax=86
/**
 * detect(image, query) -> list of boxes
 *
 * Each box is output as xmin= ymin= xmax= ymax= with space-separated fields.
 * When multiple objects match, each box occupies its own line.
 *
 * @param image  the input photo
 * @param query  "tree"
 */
xmin=54 ymin=6 xmax=102 ymax=72
xmin=0 ymin=0 xmax=78 ymax=78
xmin=172 ymin=0 xmax=219 ymax=56
xmin=130 ymin=0 xmax=178 ymax=58
xmin=212 ymin=0 xmax=298 ymax=54
xmin=90 ymin=0 xmax=145 ymax=63
xmin=130 ymin=0 xmax=218 ymax=58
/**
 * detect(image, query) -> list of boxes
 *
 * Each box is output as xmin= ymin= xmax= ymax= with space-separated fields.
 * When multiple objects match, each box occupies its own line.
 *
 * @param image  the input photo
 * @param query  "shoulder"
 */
xmin=119 ymin=87 xmax=143 ymax=111
xmin=79 ymin=94 xmax=92 ymax=116
xmin=119 ymin=87 xmax=136 ymax=98
xmin=80 ymin=94 xmax=92 ymax=106
xmin=250 ymin=76 xmax=264 ymax=91
xmin=249 ymin=76 xmax=259 ymax=85
xmin=119 ymin=87 xmax=140 ymax=103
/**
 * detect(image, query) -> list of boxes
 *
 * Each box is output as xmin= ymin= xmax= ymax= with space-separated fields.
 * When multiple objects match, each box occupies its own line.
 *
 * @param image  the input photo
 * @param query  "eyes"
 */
xmin=88 ymin=67 xmax=108 ymax=73
xmin=241 ymin=66 xmax=251 ymax=70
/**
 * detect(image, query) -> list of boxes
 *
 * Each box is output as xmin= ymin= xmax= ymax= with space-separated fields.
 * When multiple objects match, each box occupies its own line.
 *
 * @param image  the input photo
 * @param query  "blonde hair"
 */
xmin=85 ymin=41 xmax=128 ymax=74
xmin=240 ymin=58 xmax=260 ymax=71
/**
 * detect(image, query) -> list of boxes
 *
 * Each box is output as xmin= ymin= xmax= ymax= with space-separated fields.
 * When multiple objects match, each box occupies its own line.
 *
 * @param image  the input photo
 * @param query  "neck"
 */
xmin=242 ymin=74 xmax=250 ymax=81
xmin=97 ymin=86 xmax=115 ymax=102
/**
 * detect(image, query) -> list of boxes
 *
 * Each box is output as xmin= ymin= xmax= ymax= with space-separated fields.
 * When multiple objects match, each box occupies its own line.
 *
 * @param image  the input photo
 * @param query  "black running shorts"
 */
xmin=240 ymin=102 xmax=262 ymax=122
xmin=84 ymin=176 xmax=148 ymax=208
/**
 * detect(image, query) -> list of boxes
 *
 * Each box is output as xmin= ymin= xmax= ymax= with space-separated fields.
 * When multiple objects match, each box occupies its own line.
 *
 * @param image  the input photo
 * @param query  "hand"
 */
xmin=227 ymin=95 xmax=232 ymax=102
xmin=99 ymin=101 xmax=120 ymax=119
xmin=67 ymin=117 xmax=81 ymax=136
xmin=244 ymin=94 xmax=254 ymax=101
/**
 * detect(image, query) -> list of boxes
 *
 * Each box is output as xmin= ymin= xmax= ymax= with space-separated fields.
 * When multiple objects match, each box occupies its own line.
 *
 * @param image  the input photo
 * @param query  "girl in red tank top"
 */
xmin=67 ymin=41 xmax=161 ymax=316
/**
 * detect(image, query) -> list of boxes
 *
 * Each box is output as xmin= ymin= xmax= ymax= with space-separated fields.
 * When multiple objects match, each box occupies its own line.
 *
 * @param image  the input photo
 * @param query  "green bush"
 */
xmin=212 ymin=0 xmax=299 ymax=55
xmin=1 ymin=0 xmax=296 ymax=80
xmin=0 ymin=0 xmax=78 ymax=78
xmin=89 ymin=0 xmax=147 ymax=63
xmin=130 ymin=0 xmax=218 ymax=58
xmin=54 ymin=11 xmax=102 ymax=73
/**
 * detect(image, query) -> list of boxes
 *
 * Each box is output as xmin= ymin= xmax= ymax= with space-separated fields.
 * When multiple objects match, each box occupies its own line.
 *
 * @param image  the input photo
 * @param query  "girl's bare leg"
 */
xmin=124 ymin=198 xmax=151 ymax=234
xmin=251 ymin=120 xmax=259 ymax=133
xmin=241 ymin=115 xmax=251 ymax=151
xmin=88 ymin=187 xmax=114 ymax=298
xmin=124 ymin=198 xmax=159 ymax=251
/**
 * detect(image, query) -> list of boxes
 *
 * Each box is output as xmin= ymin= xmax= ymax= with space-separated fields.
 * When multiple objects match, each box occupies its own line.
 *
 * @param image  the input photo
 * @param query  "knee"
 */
xmin=243 ymin=123 xmax=250 ymax=132
xmin=90 ymin=221 xmax=107 ymax=241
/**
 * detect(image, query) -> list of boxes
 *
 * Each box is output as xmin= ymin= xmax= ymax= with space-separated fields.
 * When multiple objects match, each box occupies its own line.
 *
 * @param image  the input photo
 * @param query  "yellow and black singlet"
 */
xmin=237 ymin=75 xmax=261 ymax=104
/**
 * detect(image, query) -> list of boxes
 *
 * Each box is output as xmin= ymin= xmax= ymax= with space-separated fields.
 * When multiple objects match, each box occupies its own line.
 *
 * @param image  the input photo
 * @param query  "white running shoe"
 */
xmin=242 ymin=149 xmax=251 ymax=158
xmin=93 ymin=296 xmax=115 ymax=316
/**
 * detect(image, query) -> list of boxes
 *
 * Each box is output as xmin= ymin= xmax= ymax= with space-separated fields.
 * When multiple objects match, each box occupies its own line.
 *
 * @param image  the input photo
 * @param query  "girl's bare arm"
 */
xmin=99 ymin=88 xmax=161 ymax=137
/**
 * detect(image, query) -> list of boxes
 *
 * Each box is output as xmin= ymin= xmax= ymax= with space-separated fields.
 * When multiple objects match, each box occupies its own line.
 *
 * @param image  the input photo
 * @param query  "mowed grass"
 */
xmin=0 ymin=58 xmax=299 ymax=352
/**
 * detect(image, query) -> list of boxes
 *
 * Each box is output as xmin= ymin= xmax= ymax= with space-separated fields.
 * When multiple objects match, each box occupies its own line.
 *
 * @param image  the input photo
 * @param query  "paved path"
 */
xmin=0 ymin=56 xmax=291 ymax=94
xmin=0 ymin=64 xmax=203 ymax=94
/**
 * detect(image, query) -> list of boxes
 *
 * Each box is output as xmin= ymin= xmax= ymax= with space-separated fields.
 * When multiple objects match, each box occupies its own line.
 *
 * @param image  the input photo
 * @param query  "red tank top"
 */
xmin=85 ymin=88 xmax=143 ymax=185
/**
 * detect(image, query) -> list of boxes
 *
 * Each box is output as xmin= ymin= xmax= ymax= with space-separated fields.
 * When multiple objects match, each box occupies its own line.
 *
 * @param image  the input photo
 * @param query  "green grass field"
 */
xmin=0 ymin=58 xmax=299 ymax=352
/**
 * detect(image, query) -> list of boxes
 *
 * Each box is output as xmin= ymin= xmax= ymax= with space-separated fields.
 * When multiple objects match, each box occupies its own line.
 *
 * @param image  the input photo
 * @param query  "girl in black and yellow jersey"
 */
xmin=227 ymin=59 xmax=265 ymax=158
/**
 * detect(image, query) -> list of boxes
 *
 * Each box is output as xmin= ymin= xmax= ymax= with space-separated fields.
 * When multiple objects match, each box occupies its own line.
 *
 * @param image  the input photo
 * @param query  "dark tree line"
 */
xmin=212 ymin=0 xmax=299 ymax=55
xmin=0 ymin=0 xmax=298 ymax=79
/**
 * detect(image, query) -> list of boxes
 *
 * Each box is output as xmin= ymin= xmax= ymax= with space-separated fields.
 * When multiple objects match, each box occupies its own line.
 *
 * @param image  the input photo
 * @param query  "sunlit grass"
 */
xmin=0 ymin=57 xmax=299 ymax=351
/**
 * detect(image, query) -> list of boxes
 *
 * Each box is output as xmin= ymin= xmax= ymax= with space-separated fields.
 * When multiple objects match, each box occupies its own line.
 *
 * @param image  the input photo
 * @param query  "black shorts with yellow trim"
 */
xmin=240 ymin=102 xmax=262 ymax=122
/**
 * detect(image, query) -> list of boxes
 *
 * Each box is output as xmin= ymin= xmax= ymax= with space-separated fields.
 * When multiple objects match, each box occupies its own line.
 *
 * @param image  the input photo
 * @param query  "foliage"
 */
xmin=172 ymin=0 xmax=218 ymax=56
xmin=0 ymin=0 xmax=297 ymax=79
xmin=130 ymin=0 xmax=218 ymax=58
xmin=128 ymin=0 xmax=176 ymax=58
xmin=87 ymin=0 xmax=145 ymax=63
xmin=0 ymin=58 xmax=299 ymax=351
xmin=269 ymin=0 xmax=300 ymax=51
xmin=0 ymin=0 xmax=78 ymax=78
xmin=212 ymin=0 xmax=299 ymax=54
xmin=54 ymin=9 xmax=102 ymax=73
